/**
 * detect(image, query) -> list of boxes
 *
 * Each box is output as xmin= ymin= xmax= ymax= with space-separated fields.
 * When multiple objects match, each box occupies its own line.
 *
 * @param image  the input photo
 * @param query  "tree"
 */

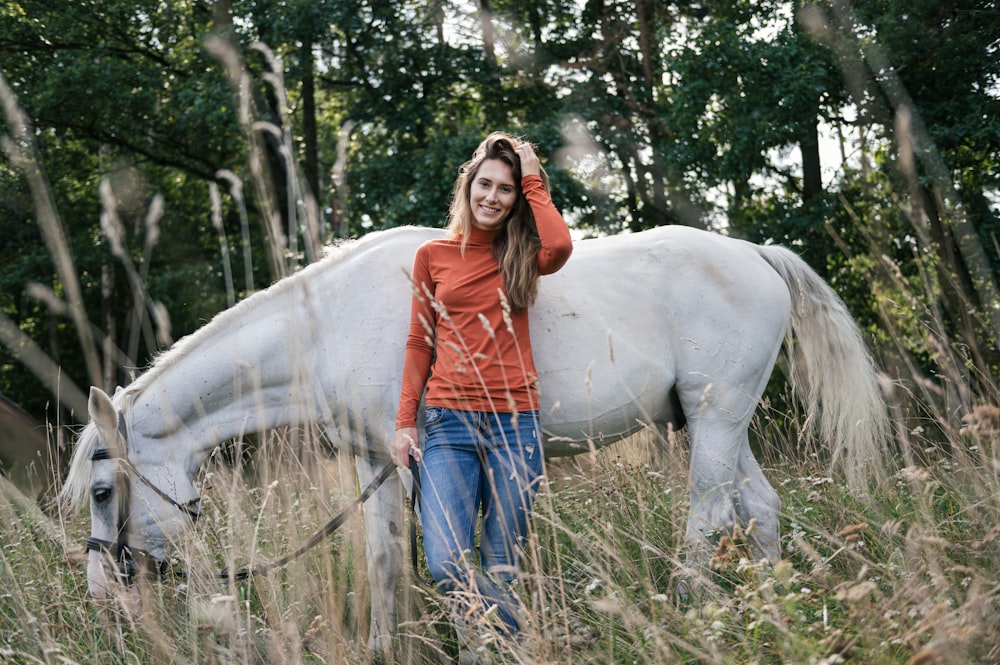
xmin=2 ymin=0 xmax=998 ymax=423
xmin=0 ymin=0 xmax=252 ymax=418
xmin=809 ymin=0 xmax=1000 ymax=380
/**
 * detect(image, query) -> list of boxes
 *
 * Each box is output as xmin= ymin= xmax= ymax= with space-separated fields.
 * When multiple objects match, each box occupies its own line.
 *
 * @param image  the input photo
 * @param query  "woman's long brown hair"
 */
xmin=446 ymin=131 xmax=549 ymax=311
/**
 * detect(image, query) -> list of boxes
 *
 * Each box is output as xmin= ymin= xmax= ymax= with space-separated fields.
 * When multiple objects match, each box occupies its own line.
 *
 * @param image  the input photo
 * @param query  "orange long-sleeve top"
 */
xmin=395 ymin=175 xmax=573 ymax=429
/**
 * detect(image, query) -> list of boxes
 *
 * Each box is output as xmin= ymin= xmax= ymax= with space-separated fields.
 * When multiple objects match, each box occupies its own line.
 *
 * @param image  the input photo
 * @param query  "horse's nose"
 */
xmin=87 ymin=554 xmax=119 ymax=600
xmin=88 ymin=563 xmax=142 ymax=614
xmin=122 ymin=586 xmax=142 ymax=614
xmin=89 ymin=582 xmax=142 ymax=616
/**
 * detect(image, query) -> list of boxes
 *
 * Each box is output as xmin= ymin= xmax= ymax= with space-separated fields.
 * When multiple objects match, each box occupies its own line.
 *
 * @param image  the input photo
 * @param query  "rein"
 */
xmin=86 ymin=447 xmax=413 ymax=586
xmin=221 ymin=460 xmax=398 ymax=582
xmin=408 ymin=455 xmax=435 ymax=587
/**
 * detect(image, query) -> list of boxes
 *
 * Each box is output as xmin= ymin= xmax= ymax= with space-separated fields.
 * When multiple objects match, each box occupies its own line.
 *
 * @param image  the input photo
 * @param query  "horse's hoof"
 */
xmin=458 ymin=648 xmax=481 ymax=665
xmin=675 ymin=579 xmax=691 ymax=607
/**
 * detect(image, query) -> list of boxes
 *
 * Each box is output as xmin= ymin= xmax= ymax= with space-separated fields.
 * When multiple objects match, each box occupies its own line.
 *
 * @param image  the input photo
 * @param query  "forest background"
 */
xmin=1 ymin=0 xmax=998 ymax=459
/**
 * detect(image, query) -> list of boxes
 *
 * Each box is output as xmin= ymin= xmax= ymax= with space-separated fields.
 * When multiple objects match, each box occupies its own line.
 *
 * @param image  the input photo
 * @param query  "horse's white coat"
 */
xmin=63 ymin=225 xmax=889 ymax=651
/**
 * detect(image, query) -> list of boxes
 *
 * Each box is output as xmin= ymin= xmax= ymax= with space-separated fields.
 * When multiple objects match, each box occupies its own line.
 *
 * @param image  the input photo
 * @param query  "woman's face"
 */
xmin=470 ymin=158 xmax=517 ymax=231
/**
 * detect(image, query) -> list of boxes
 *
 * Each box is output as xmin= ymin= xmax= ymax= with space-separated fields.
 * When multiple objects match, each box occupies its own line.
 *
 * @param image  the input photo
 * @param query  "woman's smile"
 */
xmin=471 ymin=159 xmax=517 ymax=231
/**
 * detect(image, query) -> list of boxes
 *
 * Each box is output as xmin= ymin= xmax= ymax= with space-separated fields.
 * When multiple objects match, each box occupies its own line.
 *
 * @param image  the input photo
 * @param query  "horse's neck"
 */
xmin=129 ymin=374 xmax=326 ymax=462
xmin=127 ymin=287 xmax=333 ymax=465
xmin=122 ymin=228 xmax=425 ymax=468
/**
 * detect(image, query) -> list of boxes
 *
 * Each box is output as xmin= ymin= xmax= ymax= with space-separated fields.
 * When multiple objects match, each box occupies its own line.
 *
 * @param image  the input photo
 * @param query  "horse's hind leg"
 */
xmin=683 ymin=416 xmax=744 ymax=562
xmin=684 ymin=415 xmax=777 ymax=530
xmin=355 ymin=453 xmax=405 ymax=654
xmin=736 ymin=439 xmax=781 ymax=563
xmin=677 ymin=416 xmax=780 ymax=609
xmin=685 ymin=415 xmax=781 ymax=565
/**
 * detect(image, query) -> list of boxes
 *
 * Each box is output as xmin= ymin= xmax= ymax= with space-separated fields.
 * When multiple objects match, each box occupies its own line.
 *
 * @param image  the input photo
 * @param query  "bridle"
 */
xmin=84 ymin=445 xmax=202 ymax=586
xmin=82 ymin=417 xmax=408 ymax=587
xmin=85 ymin=407 xmax=201 ymax=586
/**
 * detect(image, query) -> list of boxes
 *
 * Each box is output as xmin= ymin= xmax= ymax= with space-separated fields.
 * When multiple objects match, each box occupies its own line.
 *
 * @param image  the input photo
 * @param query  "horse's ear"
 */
xmin=88 ymin=387 xmax=119 ymax=446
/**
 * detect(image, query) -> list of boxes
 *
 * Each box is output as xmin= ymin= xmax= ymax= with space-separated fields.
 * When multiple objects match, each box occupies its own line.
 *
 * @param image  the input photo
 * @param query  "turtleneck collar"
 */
xmin=465 ymin=224 xmax=502 ymax=245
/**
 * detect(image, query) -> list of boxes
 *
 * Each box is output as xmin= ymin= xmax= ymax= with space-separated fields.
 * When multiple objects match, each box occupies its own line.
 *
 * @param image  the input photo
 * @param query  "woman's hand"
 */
xmin=516 ymin=142 xmax=541 ymax=177
xmin=392 ymin=427 xmax=421 ymax=468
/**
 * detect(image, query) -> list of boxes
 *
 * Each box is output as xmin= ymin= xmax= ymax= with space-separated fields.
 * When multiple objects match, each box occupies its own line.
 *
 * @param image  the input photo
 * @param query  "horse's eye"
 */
xmin=92 ymin=487 xmax=112 ymax=504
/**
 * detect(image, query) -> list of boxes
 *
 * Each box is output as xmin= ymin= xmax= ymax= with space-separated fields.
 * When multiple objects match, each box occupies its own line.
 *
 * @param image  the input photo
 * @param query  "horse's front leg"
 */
xmin=355 ymin=454 xmax=405 ymax=654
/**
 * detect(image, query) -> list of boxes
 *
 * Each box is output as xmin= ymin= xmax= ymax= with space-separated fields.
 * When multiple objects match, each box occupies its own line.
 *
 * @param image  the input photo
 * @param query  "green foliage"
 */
xmin=664 ymin=6 xmax=835 ymax=195
xmin=0 ymin=0 xmax=254 ymax=415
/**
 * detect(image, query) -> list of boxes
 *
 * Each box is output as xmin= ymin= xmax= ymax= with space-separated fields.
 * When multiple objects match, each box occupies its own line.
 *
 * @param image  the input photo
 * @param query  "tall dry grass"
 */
xmin=2 ymin=405 xmax=998 ymax=663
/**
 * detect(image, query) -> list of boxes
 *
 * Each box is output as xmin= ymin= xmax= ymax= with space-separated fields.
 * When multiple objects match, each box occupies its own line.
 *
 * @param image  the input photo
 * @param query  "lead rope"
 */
xmin=221 ymin=460 xmax=397 ymax=582
xmin=408 ymin=454 xmax=436 ymax=588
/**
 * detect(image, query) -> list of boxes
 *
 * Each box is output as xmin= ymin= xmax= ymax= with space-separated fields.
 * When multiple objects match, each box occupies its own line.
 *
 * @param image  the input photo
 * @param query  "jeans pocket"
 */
xmin=424 ymin=406 xmax=446 ymax=427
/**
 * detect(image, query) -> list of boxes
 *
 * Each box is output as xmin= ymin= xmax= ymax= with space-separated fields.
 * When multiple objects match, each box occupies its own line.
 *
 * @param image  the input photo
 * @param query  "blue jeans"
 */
xmin=419 ymin=407 xmax=543 ymax=634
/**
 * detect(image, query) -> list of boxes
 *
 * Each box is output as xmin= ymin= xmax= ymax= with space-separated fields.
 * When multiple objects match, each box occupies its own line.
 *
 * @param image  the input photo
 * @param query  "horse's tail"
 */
xmin=754 ymin=244 xmax=891 ymax=490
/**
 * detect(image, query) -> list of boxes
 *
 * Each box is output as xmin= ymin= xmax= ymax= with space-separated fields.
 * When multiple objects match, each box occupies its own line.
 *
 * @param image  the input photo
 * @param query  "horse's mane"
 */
xmin=128 ymin=230 xmax=389 ymax=397
xmin=60 ymin=422 xmax=100 ymax=510
xmin=59 ymin=228 xmax=402 ymax=511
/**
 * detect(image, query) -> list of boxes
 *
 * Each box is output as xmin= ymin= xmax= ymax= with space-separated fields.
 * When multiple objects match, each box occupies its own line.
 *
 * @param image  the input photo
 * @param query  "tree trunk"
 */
xmin=922 ymin=185 xmax=1000 ymax=375
xmin=101 ymin=263 xmax=116 ymax=390
xmin=801 ymin=117 xmax=823 ymax=202
xmin=478 ymin=0 xmax=496 ymax=64
xmin=301 ymin=36 xmax=319 ymax=208
xmin=636 ymin=0 xmax=655 ymax=92
xmin=300 ymin=34 xmax=325 ymax=255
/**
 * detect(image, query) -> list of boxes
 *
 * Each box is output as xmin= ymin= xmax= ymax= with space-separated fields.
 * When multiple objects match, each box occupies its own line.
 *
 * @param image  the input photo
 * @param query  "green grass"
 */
xmin=2 ymin=417 xmax=998 ymax=665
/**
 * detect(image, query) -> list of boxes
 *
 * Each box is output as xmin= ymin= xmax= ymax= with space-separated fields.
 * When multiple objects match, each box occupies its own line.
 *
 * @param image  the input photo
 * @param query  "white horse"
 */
xmin=61 ymin=224 xmax=889 ymax=651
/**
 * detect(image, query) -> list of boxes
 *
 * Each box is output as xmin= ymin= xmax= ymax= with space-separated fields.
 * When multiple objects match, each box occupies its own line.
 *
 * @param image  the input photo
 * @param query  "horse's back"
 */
xmin=313 ymin=225 xmax=793 ymax=451
xmin=533 ymin=226 xmax=792 ymax=449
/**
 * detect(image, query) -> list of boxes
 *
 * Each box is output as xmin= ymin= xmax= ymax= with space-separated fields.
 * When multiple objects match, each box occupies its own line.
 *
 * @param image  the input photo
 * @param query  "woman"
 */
xmin=391 ymin=132 xmax=573 ymax=647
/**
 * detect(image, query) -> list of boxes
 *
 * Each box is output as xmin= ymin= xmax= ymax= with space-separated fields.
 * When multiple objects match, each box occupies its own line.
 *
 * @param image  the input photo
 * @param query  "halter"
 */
xmin=85 ymin=446 xmax=404 ymax=586
xmin=84 ymin=443 xmax=201 ymax=586
xmin=82 ymin=405 xmax=409 ymax=588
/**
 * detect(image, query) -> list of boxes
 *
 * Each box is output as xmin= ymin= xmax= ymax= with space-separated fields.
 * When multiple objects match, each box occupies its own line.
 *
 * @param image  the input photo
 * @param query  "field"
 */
xmin=2 ymin=28 xmax=998 ymax=662
xmin=2 ymin=399 xmax=998 ymax=664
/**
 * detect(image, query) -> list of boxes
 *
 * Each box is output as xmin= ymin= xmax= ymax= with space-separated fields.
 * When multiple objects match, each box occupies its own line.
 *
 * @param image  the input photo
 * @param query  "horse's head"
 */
xmin=65 ymin=387 xmax=201 ymax=600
